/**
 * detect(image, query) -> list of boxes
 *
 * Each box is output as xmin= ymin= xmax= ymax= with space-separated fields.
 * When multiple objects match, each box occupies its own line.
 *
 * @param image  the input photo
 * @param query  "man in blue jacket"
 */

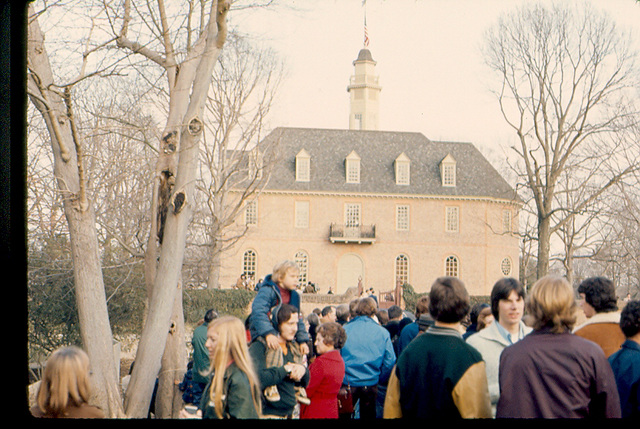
xmin=341 ymin=297 xmax=396 ymax=419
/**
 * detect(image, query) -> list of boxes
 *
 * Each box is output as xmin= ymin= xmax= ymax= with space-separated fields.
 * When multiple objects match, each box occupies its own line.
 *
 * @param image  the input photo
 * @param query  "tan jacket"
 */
xmin=572 ymin=311 xmax=625 ymax=358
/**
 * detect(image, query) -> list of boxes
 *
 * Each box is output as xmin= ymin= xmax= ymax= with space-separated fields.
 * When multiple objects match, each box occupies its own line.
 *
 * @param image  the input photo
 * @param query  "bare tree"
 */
xmin=27 ymin=4 xmax=126 ymax=417
xmin=188 ymin=33 xmax=283 ymax=289
xmin=483 ymin=2 xmax=640 ymax=279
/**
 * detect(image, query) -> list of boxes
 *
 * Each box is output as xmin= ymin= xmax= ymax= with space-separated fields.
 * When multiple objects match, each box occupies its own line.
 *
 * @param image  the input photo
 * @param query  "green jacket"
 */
xmin=199 ymin=363 xmax=260 ymax=419
xmin=192 ymin=323 xmax=210 ymax=385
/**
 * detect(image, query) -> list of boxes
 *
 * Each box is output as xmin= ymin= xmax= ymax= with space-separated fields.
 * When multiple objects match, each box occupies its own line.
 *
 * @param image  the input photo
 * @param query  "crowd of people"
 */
xmin=30 ymin=258 xmax=640 ymax=419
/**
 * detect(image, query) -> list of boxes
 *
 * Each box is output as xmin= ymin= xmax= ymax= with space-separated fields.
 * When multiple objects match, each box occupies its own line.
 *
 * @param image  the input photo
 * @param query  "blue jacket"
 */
xmin=341 ymin=315 xmax=396 ymax=387
xmin=249 ymin=274 xmax=309 ymax=344
xmin=608 ymin=339 xmax=640 ymax=418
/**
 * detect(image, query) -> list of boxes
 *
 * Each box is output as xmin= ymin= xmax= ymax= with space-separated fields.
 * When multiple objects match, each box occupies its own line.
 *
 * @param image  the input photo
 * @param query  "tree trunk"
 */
xmin=206 ymin=236 xmax=223 ymax=289
xmin=537 ymin=214 xmax=551 ymax=279
xmin=124 ymin=1 xmax=230 ymax=417
xmin=155 ymin=279 xmax=187 ymax=418
xmin=27 ymin=5 xmax=124 ymax=417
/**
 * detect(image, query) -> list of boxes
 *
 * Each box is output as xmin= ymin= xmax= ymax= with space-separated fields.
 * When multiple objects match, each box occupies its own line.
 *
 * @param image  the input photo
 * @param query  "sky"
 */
xmin=229 ymin=0 xmax=640 ymax=163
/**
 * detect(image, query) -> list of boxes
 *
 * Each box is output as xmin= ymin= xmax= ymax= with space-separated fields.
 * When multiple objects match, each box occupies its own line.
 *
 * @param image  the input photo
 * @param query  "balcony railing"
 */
xmin=329 ymin=223 xmax=376 ymax=244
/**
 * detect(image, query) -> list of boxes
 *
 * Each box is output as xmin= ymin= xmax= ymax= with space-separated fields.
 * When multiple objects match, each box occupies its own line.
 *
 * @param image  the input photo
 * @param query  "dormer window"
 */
xmin=440 ymin=154 xmax=456 ymax=187
xmin=395 ymin=153 xmax=410 ymax=185
xmin=346 ymin=150 xmax=361 ymax=184
xmin=296 ymin=149 xmax=310 ymax=182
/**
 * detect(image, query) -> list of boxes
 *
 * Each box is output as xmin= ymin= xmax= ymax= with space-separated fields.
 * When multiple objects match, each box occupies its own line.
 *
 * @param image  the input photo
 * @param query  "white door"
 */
xmin=337 ymin=253 xmax=364 ymax=294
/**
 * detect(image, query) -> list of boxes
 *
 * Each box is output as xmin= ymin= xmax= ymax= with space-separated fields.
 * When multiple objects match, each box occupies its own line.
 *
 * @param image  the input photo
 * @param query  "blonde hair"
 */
xmin=272 ymin=260 xmax=299 ymax=284
xmin=36 ymin=346 xmax=92 ymax=417
xmin=207 ymin=316 xmax=262 ymax=418
xmin=526 ymin=275 xmax=577 ymax=333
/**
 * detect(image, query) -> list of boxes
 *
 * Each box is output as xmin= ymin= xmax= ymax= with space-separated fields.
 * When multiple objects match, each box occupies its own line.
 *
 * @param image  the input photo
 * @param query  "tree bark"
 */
xmin=124 ymin=0 xmax=230 ymax=418
xmin=27 ymin=4 xmax=124 ymax=417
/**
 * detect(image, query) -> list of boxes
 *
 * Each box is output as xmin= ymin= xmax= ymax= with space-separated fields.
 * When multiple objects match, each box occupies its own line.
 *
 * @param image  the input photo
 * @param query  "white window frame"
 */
xmin=245 ymin=200 xmax=258 ymax=226
xmin=445 ymin=255 xmax=459 ymax=277
xmin=243 ymin=250 xmax=257 ymax=277
xmin=501 ymin=257 xmax=512 ymax=276
xmin=295 ymin=250 xmax=309 ymax=286
xmin=295 ymin=201 xmax=310 ymax=229
xmin=395 ymin=153 xmax=411 ymax=185
xmin=395 ymin=254 xmax=409 ymax=286
xmin=396 ymin=204 xmax=410 ymax=231
xmin=296 ymin=150 xmax=310 ymax=182
xmin=445 ymin=206 xmax=459 ymax=233
xmin=346 ymin=151 xmax=361 ymax=184
xmin=442 ymin=164 xmax=456 ymax=186
xmin=502 ymin=210 xmax=512 ymax=234
xmin=344 ymin=203 xmax=361 ymax=228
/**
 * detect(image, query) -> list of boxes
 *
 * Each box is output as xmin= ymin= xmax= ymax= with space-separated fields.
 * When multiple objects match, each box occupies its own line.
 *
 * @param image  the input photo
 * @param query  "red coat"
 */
xmin=300 ymin=349 xmax=345 ymax=419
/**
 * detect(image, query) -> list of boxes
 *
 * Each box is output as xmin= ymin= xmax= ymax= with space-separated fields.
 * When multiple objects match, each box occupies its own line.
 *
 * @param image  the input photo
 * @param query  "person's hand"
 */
xmin=299 ymin=342 xmax=310 ymax=355
xmin=265 ymin=334 xmax=279 ymax=350
xmin=285 ymin=363 xmax=306 ymax=381
xmin=179 ymin=406 xmax=202 ymax=419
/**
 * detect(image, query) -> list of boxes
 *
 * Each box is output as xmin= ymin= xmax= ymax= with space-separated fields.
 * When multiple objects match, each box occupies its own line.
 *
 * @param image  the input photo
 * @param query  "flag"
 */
xmin=364 ymin=21 xmax=369 ymax=47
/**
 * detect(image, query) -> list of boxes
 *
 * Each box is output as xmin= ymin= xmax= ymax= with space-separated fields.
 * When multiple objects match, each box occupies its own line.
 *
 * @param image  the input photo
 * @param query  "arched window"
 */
xmin=501 ymin=257 xmax=512 ymax=276
xmin=445 ymin=255 xmax=459 ymax=277
xmin=395 ymin=254 xmax=409 ymax=286
xmin=243 ymin=250 xmax=257 ymax=277
xmin=295 ymin=251 xmax=309 ymax=286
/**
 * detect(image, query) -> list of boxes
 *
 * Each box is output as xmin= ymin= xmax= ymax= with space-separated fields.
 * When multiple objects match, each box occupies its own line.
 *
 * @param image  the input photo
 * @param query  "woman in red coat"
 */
xmin=300 ymin=322 xmax=347 ymax=419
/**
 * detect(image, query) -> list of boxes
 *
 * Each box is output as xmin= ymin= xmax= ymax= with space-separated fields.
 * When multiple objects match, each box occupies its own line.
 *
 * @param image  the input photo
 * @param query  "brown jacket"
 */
xmin=573 ymin=311 xmax=625 ymax=358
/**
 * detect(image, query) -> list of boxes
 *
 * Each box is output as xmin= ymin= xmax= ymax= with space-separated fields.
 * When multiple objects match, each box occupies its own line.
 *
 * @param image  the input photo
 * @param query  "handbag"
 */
xmin=337 ymin=385 xmax=354 ymax=414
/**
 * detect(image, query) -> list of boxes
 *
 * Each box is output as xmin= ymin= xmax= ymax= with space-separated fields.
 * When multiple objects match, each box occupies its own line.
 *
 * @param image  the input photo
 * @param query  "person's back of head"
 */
xmin=577 ymin=277 xmax=618 ymax=313
xmin=388 ymin=305 xmax=403 ymax=320
xmin=526 ymin=275 xmax=577 ymax=333
xmin=336 ymin=304 xmax=350 ymax=323
xmin=307 ymin=312 xmax=320 ymax=326
xmin=428 ymin=277 xmax=470 ymax=323
xmin=37 ymin=346 xmax=92 ymax=417
xmin=356 ymin=297 xmax=378 ymax=318
xmin=415 ymin=296 xmax=430 ymax=319
xmin=321 ymin=306 xmax=334 ymax=318
xmin=204 ymin=309 xmax=218 ymax=324
xmin=619 ymin=300 xmax=640 ymax=339
xmin=490 ymin=277 xmax=526 ymax=320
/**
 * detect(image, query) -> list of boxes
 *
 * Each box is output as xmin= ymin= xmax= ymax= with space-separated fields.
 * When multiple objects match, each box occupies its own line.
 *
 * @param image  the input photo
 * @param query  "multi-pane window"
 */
xmin=346 ymin=151 xmax=361 ymax=184
xmin=345 ymin=203 xmax=361 ymax=227
xmin=395 ymin=154 xmax=410 ymax=185
xmin=243 ymin=250 xmax=257 ymax=277
xmin=501 ymin=257 xmax=512 ymax=276
xmin=245 ymin=200 xmax=257 ymax=226
xmin=395 ymin=254 xmax=409 ymax=286
xmin=445 ymin=255 xmax=459 ymax=277
xmin=396 ymin=205 xmax=409 ymax=231
xmin=296 ymin=150 xmax=310 ymax=182
xmin=295 ymin=201 xmax=310 ymax=229
xmin=442 ymin=164 xmax=456 ymax=186
xmin=295 ymin=251 xmax=309 ymax=286
xmin=445 ymin=206 xmax=459 ymax=233
xmin=502 ymin=210 xmax=512 ymax=234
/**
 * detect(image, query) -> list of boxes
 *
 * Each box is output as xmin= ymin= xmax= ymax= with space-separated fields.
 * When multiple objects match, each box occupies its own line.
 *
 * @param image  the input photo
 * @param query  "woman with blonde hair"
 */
xmin=496 ymin=275 xmax=621 ymax=418
xmin=31 ymin=346 xmax=104 ymax=418
xmin=180 ymin=316 xmax=262 ymax=419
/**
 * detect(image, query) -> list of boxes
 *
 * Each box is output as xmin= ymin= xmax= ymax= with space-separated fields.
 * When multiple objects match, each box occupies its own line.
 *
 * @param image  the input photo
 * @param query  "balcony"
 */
xmin=329 ymin=223 xmax=376 ymax=244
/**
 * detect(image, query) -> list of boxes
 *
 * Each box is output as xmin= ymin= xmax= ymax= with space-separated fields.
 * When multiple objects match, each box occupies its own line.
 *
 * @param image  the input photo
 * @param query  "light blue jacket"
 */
xmin=341 ymin=316 xmax=396 ymax=387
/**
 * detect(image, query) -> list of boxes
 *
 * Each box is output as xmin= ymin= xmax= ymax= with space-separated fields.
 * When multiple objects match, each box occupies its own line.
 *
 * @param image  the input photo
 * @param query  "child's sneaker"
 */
xmin=264 ymin=385 xmax=281 ymax=402
xmin=295 ymin=387 xmax=311 ymax=405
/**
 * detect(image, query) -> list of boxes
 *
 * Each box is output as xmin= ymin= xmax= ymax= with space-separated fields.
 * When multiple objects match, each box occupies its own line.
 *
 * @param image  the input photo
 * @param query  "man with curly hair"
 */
xmin=573 ymin=276 xmax=625 ymax=357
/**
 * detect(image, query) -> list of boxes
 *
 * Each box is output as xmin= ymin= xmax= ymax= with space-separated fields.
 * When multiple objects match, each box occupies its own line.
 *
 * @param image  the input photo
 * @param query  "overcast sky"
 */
xmin=230 ymin=0 xmax=640 ymax=162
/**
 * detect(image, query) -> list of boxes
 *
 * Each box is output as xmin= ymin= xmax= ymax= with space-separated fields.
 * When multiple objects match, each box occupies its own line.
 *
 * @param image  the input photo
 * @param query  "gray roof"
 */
xmin=261 ymin=127 xmax=519 ymax=202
